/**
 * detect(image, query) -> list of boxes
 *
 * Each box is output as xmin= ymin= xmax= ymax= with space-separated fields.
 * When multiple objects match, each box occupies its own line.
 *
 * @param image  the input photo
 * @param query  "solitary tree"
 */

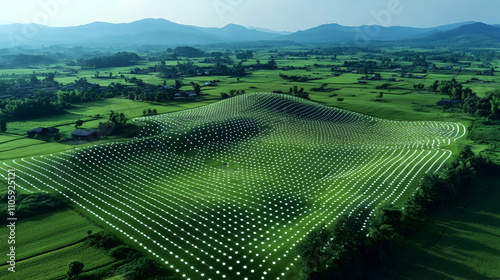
xmin=67 ymin=261 xmax=84 ymax=279
xmin=193 ymin=84 xmax=201 ymax=95
xmin=175 ymin=80 xmax=182 ymax=90
xmin=0 ymin=118 xmax=6 ymax=132
xmin=75 ymin=120 xmax=84 ymax=128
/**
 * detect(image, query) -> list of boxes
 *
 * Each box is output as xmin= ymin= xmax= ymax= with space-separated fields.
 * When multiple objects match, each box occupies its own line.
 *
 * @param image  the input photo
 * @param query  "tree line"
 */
xmin=81 ymin=52 xmax=141 ymax=69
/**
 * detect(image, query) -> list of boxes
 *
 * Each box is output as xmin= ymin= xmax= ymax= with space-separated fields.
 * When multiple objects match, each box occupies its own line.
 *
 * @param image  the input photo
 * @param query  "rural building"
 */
xmin=174 ymin=92 xmax=186 ymax=99
xmin=331 ymin=73 xmax=341 ymax=77
xmin=72 ymin=129 xmax=98 ymax=141
xmin=437 ymin=99 xmax=464 ymax=107
xmin=388 ymin=77 xmax=396 ymax=82
xmin=205 ymin=81 xmax=213 ymax=86
xmin=358 ymin=80 xmax=367 ymax=84
xmin=27 ymin=127 xmax=59 ymax=138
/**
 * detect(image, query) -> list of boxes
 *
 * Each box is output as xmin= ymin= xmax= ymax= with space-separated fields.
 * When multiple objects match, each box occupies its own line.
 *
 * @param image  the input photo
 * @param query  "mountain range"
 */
xmin=0 ymin=18 xmax=499 ymax=48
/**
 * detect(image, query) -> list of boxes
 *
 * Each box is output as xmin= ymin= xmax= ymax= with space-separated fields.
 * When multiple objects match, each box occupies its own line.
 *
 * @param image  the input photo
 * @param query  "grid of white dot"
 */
xmin=0 ymin=92 xmax=466 ymax=280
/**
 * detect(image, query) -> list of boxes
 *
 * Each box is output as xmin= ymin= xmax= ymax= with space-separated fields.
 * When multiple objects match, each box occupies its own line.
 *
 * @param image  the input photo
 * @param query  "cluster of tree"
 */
xmin=82 ymin=231 xmax=179 ymax=280
xmin=0 ymin=72 xmax=59 ymax=95
xmin=279 ymin=73 xmax=310 ymax=82
xmin=0 ymin=77 xmax=124 ymax=122
xmin=439 ymin=78 xmax=473 ymax=99
xmin=343 ymin=60 xmax=377 ymax=74
xmin=463 ymin=90 xmax=500 ymax=119
xmin=97 ymin=110 xmax=140 ymax=138
xmin=427 ymin=54 xmax=463 ymax=63
xmin=403 ymin=147 xmax=489 ymax=217
xmin=81 ymin=52 xmax=141 ymax=69
xmin=0 ymin=193 xmax=66 ymax=220
xmin=172 ymin=46 xmax=206 ymax=58
xmin=295 ymin=205 xmax=398 ymax=280
xmin=289 ymin=86 xmax=309 ymax=99
xmin=143 ymin=108 xmax=158 ymax=116
xmin=201 ymin=52 xmax=234 ymax=64
xmin=0 ymin=96 xmax=65 ymax=121
xmin=413 ymin=83 xmax=426 ymax=91
xmin=310 ymin=84 xmax=329 ymax=92
xmin=220 ymin=89 xmax=246 ymax=99
xmin=250 ymin=57 xmax=277 ymax=70
xmin=235 ymin=50 xmax=253 ymax=59
xmin=376 ymin=83 xmax=391 ymax=90
xmin=0 ymin=54 xmax=56 ymax=68
xmin=296 ymin=147 xmax=490 ymax=279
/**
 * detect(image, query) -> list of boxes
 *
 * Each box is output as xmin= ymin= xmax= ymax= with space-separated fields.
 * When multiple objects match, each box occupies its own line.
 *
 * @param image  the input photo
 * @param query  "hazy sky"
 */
xmin=0 ymin=0 xmax=498 ymax=31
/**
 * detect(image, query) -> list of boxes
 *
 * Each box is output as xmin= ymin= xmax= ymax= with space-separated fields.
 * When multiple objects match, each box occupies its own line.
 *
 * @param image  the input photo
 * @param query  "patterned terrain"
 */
xmin=1 ymin=93 xmax=466 ymax=280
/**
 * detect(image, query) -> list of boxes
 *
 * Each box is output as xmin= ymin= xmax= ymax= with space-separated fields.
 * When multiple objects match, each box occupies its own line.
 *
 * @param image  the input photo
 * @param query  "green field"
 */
xmin=0 ymin=93 xmax=466 ymax=279
xmin=1 ymin=46 xmax=499 ymax=280
xmin=0 ymin=209 xmax=112 ymax=280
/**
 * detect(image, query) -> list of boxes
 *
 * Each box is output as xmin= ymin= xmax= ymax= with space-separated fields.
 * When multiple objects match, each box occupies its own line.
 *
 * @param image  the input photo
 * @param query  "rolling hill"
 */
xmin=0 ymin=93 xmax=466 ymax=280
xmin=0 ymin=18 xmax=280 ymax=48
xmin=0 ymin=19 xmax=496 ymax=48
xmin=277 ymin=21 xmax=479 ymax=43
xmin=423 ymin=22 xmax=500 ymax=42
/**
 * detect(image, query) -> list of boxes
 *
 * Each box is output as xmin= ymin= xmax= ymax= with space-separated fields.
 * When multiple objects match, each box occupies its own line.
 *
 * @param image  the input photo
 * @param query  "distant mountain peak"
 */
xmin=422 ymin=22 xmax=500 ymax=43
xmin=222 ymin=23 xmax=247 ymax=30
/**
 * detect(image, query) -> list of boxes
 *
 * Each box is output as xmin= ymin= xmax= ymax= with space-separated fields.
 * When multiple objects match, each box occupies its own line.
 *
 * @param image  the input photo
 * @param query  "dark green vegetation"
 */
xmin=0 ymin=192 xmax=66 ymax=219
xmin=366 ymin=167 xmax=500 ymax=280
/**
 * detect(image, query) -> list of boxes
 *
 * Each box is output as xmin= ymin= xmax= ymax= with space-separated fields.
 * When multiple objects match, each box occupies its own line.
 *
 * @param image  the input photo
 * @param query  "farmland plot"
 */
xmin=1 ymin=93 xmax=465 ymax=280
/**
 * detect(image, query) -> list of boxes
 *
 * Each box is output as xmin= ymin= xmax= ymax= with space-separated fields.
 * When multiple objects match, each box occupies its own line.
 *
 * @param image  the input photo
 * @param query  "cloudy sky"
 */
xmin=0 ymin=0 xmax=498 ymax=31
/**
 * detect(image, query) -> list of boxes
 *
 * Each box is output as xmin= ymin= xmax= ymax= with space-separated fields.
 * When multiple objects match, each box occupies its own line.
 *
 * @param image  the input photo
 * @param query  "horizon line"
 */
xmin=0 ymin=18 xmax=497 ymax=32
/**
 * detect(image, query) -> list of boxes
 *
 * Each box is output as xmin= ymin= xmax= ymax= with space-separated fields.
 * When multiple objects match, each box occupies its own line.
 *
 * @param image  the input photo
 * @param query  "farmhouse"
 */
xmin=205 ymin=81 xmax=213 ymax=86
xmin=72 ymin=129 xmax=98 ymax=141
xmin=358 ymin=80 xmax=367 ymax=84
xmin=187 ymin=91 xmax=198 ymax=97
xmin=27 ymin=127 xmax=59 ymax=138
xmin=437 ymin=99 xmax=465 ymax=106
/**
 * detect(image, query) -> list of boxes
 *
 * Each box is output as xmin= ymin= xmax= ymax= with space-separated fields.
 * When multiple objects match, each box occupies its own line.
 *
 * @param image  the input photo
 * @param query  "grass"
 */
xmin=1 ymin=93 xmax=467 ymax=279
xmin=0 ymin=209 xmax=112 ymax=280
xmin=0 ymin=243 xmax=115 ymax=280
xmin=0 ymin=139 xmax=70 ymax=160
xmin=374 ymin=173 xmax=500 ymax=279
xmin=0 ymin=209 xmax=103 ymax=261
